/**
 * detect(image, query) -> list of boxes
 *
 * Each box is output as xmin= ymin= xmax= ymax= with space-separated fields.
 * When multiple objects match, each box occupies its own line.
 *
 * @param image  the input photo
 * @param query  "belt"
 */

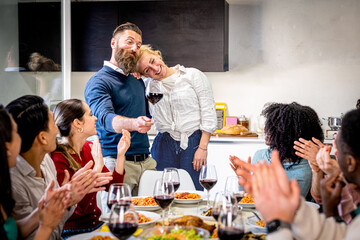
xmin=125 ymin=154 xmax=149 ymax=162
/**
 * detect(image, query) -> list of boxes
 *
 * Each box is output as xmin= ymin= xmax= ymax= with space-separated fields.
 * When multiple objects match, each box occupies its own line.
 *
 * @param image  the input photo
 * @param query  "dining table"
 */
xmin=68 ymin=191 xmax=267 ymax=240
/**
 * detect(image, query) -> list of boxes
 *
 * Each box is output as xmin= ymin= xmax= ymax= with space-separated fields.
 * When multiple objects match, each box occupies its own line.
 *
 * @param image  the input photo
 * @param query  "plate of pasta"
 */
xmin=131 ymin=196 xmax=161 ymax=211
xmin=100 ymin=211 xmax=161 ymax=226
xmin=247 ymin=216 xmax=267 ymax=234
xmin=238 ymin=193 xmax=255 ymax=208
xmin=173 ymin=191 xmax=204 ymax=204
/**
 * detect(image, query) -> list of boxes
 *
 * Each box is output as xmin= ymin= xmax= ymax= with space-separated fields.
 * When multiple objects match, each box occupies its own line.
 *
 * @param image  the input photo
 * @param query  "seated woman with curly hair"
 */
xmin=252 ymin=102 xmax=324 ymax=197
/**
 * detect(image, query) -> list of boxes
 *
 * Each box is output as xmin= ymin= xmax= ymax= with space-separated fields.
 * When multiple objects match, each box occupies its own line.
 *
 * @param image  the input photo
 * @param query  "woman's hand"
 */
xmin=294 ymin=137 xmax=323 ymax=172
xmin=193 ymin=148 xmax=207 ymax=171
xmin=316 ymin=145 xmax=339 ymax=175
xmin=90 ymin=136 xmax=104 ymax=172
xmin=229 ymin=155 xmax=254 ymax=194
xmin=117 ymin=129 xmax=131 ymax=156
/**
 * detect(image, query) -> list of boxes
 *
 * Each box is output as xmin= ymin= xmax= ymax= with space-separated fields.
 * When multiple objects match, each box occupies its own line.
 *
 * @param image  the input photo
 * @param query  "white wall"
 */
xmin=72 ymin=0 xmax=360 ymax=132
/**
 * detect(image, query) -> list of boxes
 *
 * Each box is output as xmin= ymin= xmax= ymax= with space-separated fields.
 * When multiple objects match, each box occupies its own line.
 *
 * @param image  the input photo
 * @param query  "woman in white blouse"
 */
xmin=135 ymin=45 xmax=217 ymax=190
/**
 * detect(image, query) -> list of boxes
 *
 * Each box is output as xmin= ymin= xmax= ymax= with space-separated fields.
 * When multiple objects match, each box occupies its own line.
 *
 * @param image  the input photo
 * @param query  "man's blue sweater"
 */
xmin=84 ymin=66 xmax=150 ymax=157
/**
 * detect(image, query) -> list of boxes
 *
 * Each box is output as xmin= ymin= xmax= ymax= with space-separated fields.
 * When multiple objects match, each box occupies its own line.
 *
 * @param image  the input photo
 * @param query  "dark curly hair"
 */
xmin=337 ymin=109 xmax=360 ymax=161
xmin=262 ymin=102 xmax=324 ymax=165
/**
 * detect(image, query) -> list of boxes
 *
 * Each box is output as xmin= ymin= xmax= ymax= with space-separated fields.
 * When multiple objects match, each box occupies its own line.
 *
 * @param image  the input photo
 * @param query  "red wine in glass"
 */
xmin=109 ymin=222 xmax=138 ymax=240
xmin=212 ymin=209 xmax=220 ymax=221
xmin=154 ymin=195 xmax=174 ymax=209
xmin=146 ymin=93 xmax=163 ymax=105
xmin=107 ymin=199 xmax=132 ymax=210
xmin=218 ymin=226 xmax=244 ymax=240
xmin=172 ymin=182 xmax=180 ymax=192
xmin=233 ymin=192 xmax=245 ymax=203
xmin=200 ymin=179 xmax=217 ymax=191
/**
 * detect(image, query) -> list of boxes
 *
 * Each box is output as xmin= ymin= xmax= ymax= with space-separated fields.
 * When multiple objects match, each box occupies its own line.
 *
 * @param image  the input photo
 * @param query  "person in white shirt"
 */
xmin=135 ymin=45 xmax=217 ymax=190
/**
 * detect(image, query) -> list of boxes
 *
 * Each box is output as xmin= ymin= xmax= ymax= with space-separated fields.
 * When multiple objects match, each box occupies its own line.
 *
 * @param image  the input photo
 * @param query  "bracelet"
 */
xmin=198 ymin=146 xmax=207 ymax=151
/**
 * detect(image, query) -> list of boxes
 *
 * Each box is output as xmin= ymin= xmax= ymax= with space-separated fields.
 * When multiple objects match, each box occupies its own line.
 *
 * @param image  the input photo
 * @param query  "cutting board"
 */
xmin=212 ymin=133 xmax=258 ymax=137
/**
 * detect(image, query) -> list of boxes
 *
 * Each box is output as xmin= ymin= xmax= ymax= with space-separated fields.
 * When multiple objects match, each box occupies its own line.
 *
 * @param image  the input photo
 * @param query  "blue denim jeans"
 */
xmin=151 ymin=130 xmax=203 ymax=190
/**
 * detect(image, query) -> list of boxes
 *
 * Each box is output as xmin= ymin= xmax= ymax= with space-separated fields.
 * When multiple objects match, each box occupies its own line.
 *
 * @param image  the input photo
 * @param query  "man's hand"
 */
xmin=38 ymin=187 xmax=67 ymax=231
xmin=320 ymin=170 xmax=343 ymax=218
xmin=229 ymin=155 xmax=254 ymax=194
xmin=133 ymin=116 xmax=153 ymax=133
xmin=294 ymin=137 xmax=323 ymax=172
xmin=90 ymin=136 xmax=104 ymax=172
xmin=316 ymin=145 xmax=339 ymax=175
xmin=193 ymin=148 xmax=207 ymax=171
xmin=251 ymin=150 xmax=300 ymax=223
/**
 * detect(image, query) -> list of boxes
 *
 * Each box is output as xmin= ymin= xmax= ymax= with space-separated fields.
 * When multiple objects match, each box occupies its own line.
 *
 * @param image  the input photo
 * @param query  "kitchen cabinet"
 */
xmin=149 ymin=135 xmax=267 ymax=195
xmin=18 ymin=0 xmax=229 ymax=72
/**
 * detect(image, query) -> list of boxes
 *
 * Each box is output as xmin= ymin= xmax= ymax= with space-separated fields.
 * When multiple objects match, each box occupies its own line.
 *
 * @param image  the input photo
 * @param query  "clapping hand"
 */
xmin=229 ymin=155 xmax=254 ymax=194
xmin=294 ymin=137 xmax=323 ymax=172
xmin=117 ymin=129 xmax=131 ymax=156
xmin=90 ymin=135 xmax=104 ymax=172
xmin=251 ymin=150 xmax=300 ymax=223
xmin=316 ymin=145 xmax=339 ymax=175
xmin=320 ymin=170 xmax=343 ymax=217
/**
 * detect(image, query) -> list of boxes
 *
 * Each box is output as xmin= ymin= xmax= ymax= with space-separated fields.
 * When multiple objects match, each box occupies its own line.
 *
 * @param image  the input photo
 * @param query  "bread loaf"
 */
xmin=220 ymin=124 xmax=249 ymax=135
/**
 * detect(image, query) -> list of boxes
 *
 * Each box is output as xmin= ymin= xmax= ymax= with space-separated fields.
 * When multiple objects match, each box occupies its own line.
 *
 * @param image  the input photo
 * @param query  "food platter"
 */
xmin=238 ymin=202 xmax=256 ymax=208
xmin=131 ymin=196 xmax=161 ymax=211
xmin=247 ymin=216 xmax=267 ymax=234
xmin=173 ymin=191 xmax=204 ymax=204
xmin=100 ymin=211 xmax=161 ymax=226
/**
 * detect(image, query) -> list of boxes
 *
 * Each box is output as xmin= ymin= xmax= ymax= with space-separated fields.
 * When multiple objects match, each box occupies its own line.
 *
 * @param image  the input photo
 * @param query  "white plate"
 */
xmin=239 ymin=203 xmax=255 ymax=208
xmin=247 ymin=216 xmax=267 ymax=234
xmin=173 ymin=191 xmax=204 ymax=204
xmin=67 ymin=231 xmax=137 ymax=240
xmin=131 ymin=196 xmax=161 ymax=211
xmin=306 ymin=201 xmax=320 ymax=209
xmin=100 ymin=211 xmax=161 ymax=226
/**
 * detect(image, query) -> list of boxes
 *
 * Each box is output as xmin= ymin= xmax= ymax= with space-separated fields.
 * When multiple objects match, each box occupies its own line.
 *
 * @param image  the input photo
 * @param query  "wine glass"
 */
xmin=153 ymin=178 xmax=175 ymax=225
xmin=108 ymin=203 xmax=138 ymax=240
xmin=224 ymin=176 xmax=245 ymax=205
xmin=107 ymin=183 xmax=132 ymax=211
xmin=145 ymin=79 xmax=163 ymax=105
xmin=212 ymin=191 xmax=237 ymax=221
xmin=162 ymin=168 xmax=180 ymax=216
xmin=217 ymin=205 xmax=245 ymax=240
xmin=199 ymin=164 xmax=217 ymax=209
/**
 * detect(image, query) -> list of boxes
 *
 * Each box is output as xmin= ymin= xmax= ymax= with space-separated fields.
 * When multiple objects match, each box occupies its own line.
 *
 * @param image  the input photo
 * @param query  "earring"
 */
xmin=78 ymin=128 xmax=83 ymax=133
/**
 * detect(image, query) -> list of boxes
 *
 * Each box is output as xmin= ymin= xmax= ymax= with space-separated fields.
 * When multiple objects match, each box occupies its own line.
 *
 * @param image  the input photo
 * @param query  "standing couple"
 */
xmin=84 ymin=22 xmax=217 ymax=206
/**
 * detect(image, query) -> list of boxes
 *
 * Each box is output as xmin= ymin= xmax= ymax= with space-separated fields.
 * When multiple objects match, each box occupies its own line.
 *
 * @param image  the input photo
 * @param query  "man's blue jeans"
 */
xmin=151 ymin=130 xmax=203 ymax=190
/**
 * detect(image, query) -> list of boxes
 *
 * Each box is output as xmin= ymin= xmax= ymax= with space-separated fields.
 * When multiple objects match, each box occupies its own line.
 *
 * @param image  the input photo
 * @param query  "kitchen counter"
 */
xmin=148 ymin=134 xmax=266 ymax=143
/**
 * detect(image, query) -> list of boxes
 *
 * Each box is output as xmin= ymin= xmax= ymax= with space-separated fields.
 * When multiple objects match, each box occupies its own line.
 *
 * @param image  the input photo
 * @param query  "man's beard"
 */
xmin=114 ymin=47 xmax=137 ymax=74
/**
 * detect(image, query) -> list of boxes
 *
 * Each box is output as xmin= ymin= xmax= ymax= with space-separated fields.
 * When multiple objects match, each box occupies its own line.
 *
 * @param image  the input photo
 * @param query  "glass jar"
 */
xmin=238 ymin=115 xmax=249 ymax=130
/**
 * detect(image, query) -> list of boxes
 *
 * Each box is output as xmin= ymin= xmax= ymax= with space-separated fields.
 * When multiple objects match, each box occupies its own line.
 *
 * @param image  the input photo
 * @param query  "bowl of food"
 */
xmin=139 ymin=225 xmax=210 ymax=240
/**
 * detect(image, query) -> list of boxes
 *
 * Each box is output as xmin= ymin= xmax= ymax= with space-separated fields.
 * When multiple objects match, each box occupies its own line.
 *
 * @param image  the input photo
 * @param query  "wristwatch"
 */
xmin=266 ymin=219 xmax=291 ymax=233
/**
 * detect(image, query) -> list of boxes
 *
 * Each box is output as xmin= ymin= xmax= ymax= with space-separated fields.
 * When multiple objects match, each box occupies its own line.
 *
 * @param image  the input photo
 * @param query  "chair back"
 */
xmin=137 ymin=170 xmax=163 ymax=196
xmin=177 ymin=169 xmax=196 ymax=191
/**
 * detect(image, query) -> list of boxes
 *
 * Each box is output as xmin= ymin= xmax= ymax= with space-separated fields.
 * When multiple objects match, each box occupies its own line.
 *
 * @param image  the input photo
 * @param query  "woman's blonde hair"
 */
xmin=138 ymin=44 xmax=162 ymax=60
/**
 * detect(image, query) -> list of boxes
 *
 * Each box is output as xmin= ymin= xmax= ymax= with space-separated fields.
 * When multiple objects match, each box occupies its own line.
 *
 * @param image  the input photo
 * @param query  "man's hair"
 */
xmin=6 ymin=95 xmax=49 ymax=153
xmin=113 ymin=22 xmax=142 ymax=38
xmin=337 ymin=109 xmax=360 ymax=160
xmin=262 ymin=102 xmax=324 ymax=164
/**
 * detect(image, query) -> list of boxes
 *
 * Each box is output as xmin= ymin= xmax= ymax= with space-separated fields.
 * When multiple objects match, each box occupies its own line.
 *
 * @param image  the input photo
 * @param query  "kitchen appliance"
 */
xmin=328 ymin=117 xmax=342 ymax=130
xmin=326 ymin=129 xmax=338 ymax=140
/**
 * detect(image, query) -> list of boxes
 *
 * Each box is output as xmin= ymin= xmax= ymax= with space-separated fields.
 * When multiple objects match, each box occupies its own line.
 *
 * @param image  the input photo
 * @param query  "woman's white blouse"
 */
xmin=144 ymin=65 xmax=217 ymax=150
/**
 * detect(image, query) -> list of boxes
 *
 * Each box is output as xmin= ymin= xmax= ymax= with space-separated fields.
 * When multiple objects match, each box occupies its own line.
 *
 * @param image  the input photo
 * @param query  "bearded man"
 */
xmin=85 ymin=23 xmax=157 ymax=207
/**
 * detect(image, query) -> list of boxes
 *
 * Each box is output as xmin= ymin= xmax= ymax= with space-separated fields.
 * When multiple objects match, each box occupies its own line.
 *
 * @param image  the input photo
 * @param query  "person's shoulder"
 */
xmin=252 ymin=148 xmax=270 ymax=163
